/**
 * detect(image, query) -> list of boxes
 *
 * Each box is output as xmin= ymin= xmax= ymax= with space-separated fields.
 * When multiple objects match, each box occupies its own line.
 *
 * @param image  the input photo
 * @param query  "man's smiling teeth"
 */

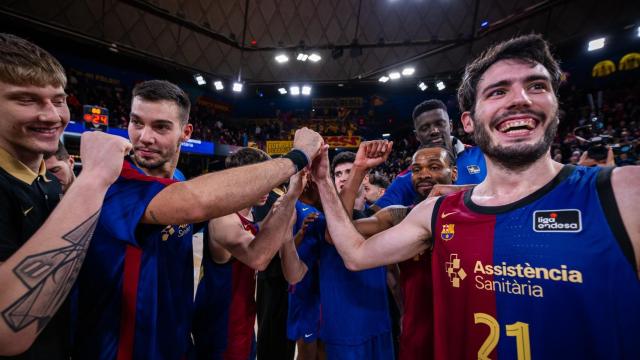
xmin=497 ymin=118 xmax=535 ymax=133
xmin=31 ymin=127 xmax=57 ymax=134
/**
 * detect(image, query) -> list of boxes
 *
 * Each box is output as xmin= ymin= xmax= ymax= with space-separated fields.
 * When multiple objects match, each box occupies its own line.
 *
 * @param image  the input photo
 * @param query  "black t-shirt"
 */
xmin=0 ymin=165 xmax=70 ymax=360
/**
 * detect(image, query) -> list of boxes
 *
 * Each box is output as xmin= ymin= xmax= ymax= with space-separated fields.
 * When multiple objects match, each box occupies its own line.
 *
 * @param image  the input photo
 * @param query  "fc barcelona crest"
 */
xmin=441 ymin=224 xmax=455 ymax=241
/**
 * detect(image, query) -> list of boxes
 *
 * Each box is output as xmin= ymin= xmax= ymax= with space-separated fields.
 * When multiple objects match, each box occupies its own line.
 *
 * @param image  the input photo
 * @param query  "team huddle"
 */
xmin=0 ymin=31 xmax=638 ymax=360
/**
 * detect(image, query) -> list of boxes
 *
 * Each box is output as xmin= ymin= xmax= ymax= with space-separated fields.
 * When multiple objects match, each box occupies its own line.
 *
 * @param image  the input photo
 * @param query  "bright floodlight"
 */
xmin=278 ymin=87 xmax=287 ymax=94
xmin=418 ymin=82 xmax=427 ymax=91
xmin=401 ymin=67 xmax=415 ymax=76
xmin=297 ymin=53 xmax=308 ymax=61
xmin=637 ymin=26 xmax=640 ymax=37
xmin=195 ymin=74 xmax=206 ymax=86
xmin=389 ymin=72 xmax=401 ymax=80
xmin=302 ymin=85 xmax=311 ymax=95
xmin=378 ymin=76 xmax=390 ymax=83
xmin=232 ymin=82 xmax=243 ymax=92
xmin=275 ymin=54 xmax=289 ymax=63
xmin=308 ymin=53 xmax=322 ymax=62
xmin=290 ymin=86 xmax=300 ymax=96
xmin=214 ymin=81 xmax=224 ymax=90
xmin=588 ymin=38 xmax=605 ymax=51
xmin=436 ymin=81 xmax=445 ymax=91
xmin=382 ymin=133 xmax=390 ymax=137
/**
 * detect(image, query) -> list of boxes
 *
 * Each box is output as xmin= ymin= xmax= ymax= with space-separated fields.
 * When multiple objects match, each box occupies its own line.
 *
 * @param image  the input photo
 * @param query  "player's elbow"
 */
xmin=284 ymin=265 xmax=308 ymax=285
xmin=344 ymin=258 xmax=366 ymax=271
xmin=249 ymin=255 xmax=271 ymax=271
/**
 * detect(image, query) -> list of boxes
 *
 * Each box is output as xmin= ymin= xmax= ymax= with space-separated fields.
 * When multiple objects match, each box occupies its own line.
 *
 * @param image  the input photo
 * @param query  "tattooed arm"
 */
xmin=352 ymin=206 xmax=409 ymax=238
xmin=0 ymin=132 xmax=130 ymax=355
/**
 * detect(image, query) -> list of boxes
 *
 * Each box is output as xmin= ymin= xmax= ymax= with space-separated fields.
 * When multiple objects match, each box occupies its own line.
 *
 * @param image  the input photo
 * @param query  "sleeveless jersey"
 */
xmin=224 ymin=213 xmax=259 ymax=360
xmin=431 ymin=165 xmax=640 ymax=359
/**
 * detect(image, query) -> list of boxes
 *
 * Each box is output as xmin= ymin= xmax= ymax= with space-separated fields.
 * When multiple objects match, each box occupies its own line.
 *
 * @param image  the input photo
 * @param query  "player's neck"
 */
xmin=472 ymin=155 xmax=563 ymax=207
xmin=0 ymin=143 xmax=43 ymax=174
xmin=136 ymin=153 xmax=178 ymax=179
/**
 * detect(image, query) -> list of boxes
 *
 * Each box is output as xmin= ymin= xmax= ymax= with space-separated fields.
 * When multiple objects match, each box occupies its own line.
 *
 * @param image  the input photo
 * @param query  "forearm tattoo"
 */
xmin=388 ymin=207 xmax=409 ymax=226
xmin=2 ymin=211 xmax=100 ymax=332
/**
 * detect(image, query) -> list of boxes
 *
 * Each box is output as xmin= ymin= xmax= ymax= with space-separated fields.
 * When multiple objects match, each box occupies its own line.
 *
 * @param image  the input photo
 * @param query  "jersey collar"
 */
xmin=0 ymin=146 xmax=49 ymax=184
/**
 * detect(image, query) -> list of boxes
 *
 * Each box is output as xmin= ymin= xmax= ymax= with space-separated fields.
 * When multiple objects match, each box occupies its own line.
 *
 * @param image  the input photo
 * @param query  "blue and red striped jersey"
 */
xmin=73 ymin=160 xmax=196 ymax=360
xmin=431 ymin=165 xmax=640 ymax=359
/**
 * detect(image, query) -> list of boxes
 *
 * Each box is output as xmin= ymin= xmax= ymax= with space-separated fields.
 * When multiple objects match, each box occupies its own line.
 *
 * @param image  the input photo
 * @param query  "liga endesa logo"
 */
xmin=533 ymin=209 xmax=582 ymax=233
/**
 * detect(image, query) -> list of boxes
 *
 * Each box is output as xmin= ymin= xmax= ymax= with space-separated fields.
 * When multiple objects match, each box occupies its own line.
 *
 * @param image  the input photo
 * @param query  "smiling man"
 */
xmin=71 ymin=80 xmax=323 ymax=359
xmin=312 ymin=34 xmax=640 ymax=359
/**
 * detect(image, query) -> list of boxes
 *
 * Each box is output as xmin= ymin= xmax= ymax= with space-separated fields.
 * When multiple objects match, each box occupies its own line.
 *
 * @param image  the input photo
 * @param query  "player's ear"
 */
xmin=451 ymin=165 xmax=458 ymax=183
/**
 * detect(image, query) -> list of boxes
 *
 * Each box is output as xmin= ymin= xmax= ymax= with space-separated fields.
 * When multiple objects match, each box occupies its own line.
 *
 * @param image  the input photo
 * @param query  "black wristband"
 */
xmin=283 ymin=149 xmax=309 ymax=172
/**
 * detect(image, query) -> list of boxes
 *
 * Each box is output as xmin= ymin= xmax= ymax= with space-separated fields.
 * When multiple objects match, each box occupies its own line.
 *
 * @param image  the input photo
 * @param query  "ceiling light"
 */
xmin=194 ymin=74 xmax=206 ymax=86
xmin=388 ymin=72 xmax=401 ymax=80
xmin=308 ymin=53 xmax=322 ymax=62
xmin=302 ymin=85 xmax=311 ymax=95
xmin=418 ymin=82 xmax=427 ymax=91
xmin=436 ymin=81 xmax=446 ymax=91
xmin=278 ymin=87 xmax=287 ymax=94
xmin=275 ymin=54 xmax=289 ymax=63
xmin=401 ymin=67 xmax=415 ymax=76
xmin=297 ymin=53 xmax=308 ymax=61
xmin=378 ymin=76 xmax=390 ymax=83
xmin=588 ymin=38 xmax=605 ymax=51
xmin=382 ymin=133 xmax=390 ymax=137
xmin=214 ymin=81 xmax=223 ymax=90
xmin=290 ymin=86 xmax=300 ymax=96
xmin=232 ymin=82 xmax=243 ymax=92
xmin=480 ymin=20 xmax=489 ymax=28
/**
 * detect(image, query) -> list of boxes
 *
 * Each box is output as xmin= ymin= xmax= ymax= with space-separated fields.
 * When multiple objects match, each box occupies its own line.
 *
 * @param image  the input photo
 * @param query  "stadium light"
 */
xmin=378 ymin=76 xmax=390 ymax=83
xmin=587 ymin=38 xmax=605 ymax=51
xmin=388 ymin=72 xmax=401 ymax=80
xmin=232 ymin=82 xmax=243 ymax=92
xmin=436 ymin=81 xmax=446 ymax=91
xmin=297 ymin=53 xmax=309 ymax=61
xmin=275 ymin=54 xmax=289 ymax=63
xmin=418 ymin=82 xmax=427 ymax=91
xmin=290 ymin=86 xmax=300 ymax=96
xmin=401 ymin=67 xmax=415 ymax=76
xmin=214 ymin=81 xmax=224 ymax=91
xmin=194 ymin=74 xmax=206 ymax=86
xmin=637 ymin=26 xmax=640 ymax=37
xmin=302 ymin=85 xmax=312 ymax=95
xmin=382 ymin=133 xmax=391 ymax=137
xmin=308 ymin=53 xmax=322 ymax=62
xmin=278 ymin=87 xmax=287 ymax=94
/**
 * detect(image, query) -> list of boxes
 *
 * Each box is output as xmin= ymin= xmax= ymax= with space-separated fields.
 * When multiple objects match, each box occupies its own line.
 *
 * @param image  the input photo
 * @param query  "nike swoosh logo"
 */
xmin=302 ymin=208 xmax=309 ymax=211
xmin=23 ymin=207 xmax=34 ymax=216
xmin=304 ymin=333 xmax=313 ymax=338
xmin=441 ymin=211 xmax=457 ymax=219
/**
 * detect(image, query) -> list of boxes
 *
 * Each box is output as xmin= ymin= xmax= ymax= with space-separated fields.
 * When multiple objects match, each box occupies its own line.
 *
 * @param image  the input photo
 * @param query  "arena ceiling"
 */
xmin=1 ymin=0 xmax=638 ymax=84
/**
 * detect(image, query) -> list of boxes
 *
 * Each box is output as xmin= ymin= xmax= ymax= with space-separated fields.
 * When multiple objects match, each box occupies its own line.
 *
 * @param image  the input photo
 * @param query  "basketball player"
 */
xmin=372 ymin=99 xmax=485 ymax=212
xmin=312 ymin=34 xmax=640 ymax=359
xmin=337 ymin=143 xmax=461 ymax=360
xmin=71 ymin=80 xmax=324 ymax=359
xmin=0 ymin=33 xmax=132 ymax=357
xmin=44 ymin=141 xmax=75 ymax=193
xmin=193 ymin=147 xmax=304 ymax=360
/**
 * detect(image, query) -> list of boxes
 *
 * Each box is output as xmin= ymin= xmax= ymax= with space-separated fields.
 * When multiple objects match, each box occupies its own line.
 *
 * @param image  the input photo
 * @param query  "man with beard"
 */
xmin=71 ymin=80 xmax=323 ymax=359
xmin=44 ymin=142 xmax=75 ymax=194
xmin=336 ymin=144 xmax=460 ymax=360
xmin=311 ymin=34 xmax=640 ymax=359
xmin=372 ymin=99 xmax=485 ymax=211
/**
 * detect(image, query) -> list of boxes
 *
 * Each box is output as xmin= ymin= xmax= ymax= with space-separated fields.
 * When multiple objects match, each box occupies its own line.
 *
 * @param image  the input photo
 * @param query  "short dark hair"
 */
xmin=331 ymin=151 xmax=356 ymax=176
xmin=416 ymin=144 xmax=457 ymax=166
xmin=44 ymin=141 xmax=70 ymax=161
xmin=412 ymin=99 xmax=448 ymax=123
xmin=367 ymin=173 xmax=390 ymax=189
xmin=225 ymin=147 xmax=271 ymax=169
xmin=0 ymin=33 xmax=67 ymax=88
xmin=457 ymin=34 xmax=561 ymax=113
xmin=132 ymin=80 xmax=191 ymax=124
